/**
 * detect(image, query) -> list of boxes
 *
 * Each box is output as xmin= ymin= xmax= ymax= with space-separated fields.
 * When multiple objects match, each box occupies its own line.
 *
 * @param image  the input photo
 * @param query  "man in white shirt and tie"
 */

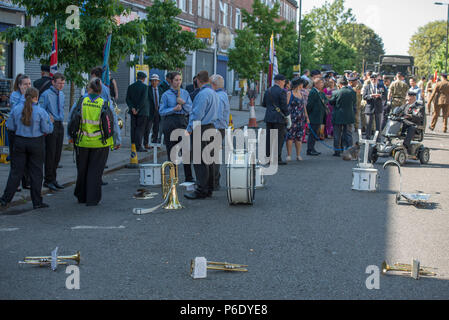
xmin=144 ymin=74 xmax=164 ymax=148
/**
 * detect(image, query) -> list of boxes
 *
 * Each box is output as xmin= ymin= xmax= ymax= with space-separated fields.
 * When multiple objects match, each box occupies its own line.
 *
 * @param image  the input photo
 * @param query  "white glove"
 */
xmin=286 ymin=115 xmax=292 ymax=129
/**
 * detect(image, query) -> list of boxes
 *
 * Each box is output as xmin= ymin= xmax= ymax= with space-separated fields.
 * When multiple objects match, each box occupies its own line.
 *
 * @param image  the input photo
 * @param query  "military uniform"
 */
xmin=428 ymin=77 xmax=449 ymax=132
xmin=389 ymin=80 xmax=409 ymax=108
xmin=354 ymin=81 xmax=365 ymax=130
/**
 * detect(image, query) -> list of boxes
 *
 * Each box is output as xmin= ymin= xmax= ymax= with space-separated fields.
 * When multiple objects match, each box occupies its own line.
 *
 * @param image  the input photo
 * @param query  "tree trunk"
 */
xmin=69 ymin=81 xmax=75 ymax=111
xmin=239 ymin=91 xmax=243 ymax=111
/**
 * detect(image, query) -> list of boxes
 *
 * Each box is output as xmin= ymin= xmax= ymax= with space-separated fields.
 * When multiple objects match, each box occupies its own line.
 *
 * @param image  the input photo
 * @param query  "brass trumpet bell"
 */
xmin=161 ymin=161 xmax=183 ymax=210
xmin=190 ymin=257 xmax=248 ymax=279
xmin=19 ymin=250 xmax=81 ymax=269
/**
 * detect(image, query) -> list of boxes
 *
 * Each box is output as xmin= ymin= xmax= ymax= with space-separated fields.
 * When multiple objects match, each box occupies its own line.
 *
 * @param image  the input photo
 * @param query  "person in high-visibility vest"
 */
xmin=73 ymin=78 xmax=120 ymax=206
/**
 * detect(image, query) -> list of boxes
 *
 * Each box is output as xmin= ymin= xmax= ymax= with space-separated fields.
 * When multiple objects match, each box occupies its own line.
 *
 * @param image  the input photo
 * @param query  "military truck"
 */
xmin=375 ymin=55 xmax=417 ymax=80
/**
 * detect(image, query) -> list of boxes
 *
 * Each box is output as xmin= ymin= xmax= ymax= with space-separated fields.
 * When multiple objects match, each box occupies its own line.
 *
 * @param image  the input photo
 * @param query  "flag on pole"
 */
xmin=49 ymin=23 xmax=58 ymax=76
xmin=268 ymin=33 xmax=278 ymax=88
xmin=433 ymin=70 xmax=438 ymax=83
xmin=102 ymin=34 xmax=112 ymax=87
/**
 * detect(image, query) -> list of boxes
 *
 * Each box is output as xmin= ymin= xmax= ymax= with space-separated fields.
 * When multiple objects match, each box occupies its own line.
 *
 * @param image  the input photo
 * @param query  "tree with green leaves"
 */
xmin=338 ymin=23 xmax=385 ymax=71
xmin=409 ymin=20 xmax=447 ymax=77
xmin=431 ymin=42 xmax=447 ymax=73
xmin=299 ymin=16 xmax=319 ymax=73
xmin=1 ymin=0 xmax=144 ymax=107
xmin=228 ymin=28 xmax=263 ymax=110
xmin=141 ymin=0 xmax=205 ymax=72
xmin=318 ymin=34 xmax=357 ymax=73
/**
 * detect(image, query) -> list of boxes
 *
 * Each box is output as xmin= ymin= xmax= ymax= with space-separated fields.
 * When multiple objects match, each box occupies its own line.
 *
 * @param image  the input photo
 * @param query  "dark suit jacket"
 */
xmin=262 ymin=85 xmax=289 ymax=124
xmin=126 ymin=80 xmax=150 ymax=117
xmin=362 ymin=83 xmax=385 ymax=115
xmin=329 ymin=86 xmax=356 ymax=125
xmin=148 ymin=85 xmax=163 ymax=120
xmin=306 ymin=88 xmax=328 ymax=125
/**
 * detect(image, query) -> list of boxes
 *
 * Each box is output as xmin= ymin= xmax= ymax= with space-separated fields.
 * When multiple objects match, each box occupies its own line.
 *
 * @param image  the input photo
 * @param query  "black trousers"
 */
xmin=214 ymin=129 xmax=225 ymax=188
xmin=45 ymin=121 xmax=64 ymax=184
xmin=365 ymin=113 xmax=382 ymax=141
xmin=1 ymin=136 xmax=45 ymax=206
xmin=266 ymin=122 xmax=286 ymax=160
xmin=403 ymin=125 xmax=416 ymax=150
xmin=7 ymin=130 xmax=30 ymax=188
xmin=162 ymin=114 xmax=193 ymax=181
xmin=74 ymin=146 xmax=109 ymax=205
xmin=130 ymin=114 xmax=148 ymax=149
xmin=307 ymin=123 xmax=321 ymax=153
xmin=193 ymin=124 xmax=215 ymax=197
xmin=143 ymin=113 xmax=161 ymax=146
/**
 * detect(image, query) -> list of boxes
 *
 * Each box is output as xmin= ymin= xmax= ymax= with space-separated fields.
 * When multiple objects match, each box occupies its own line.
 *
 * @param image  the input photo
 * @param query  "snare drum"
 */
xmin=139 ymin=163 xmax=162 ymax=186
xmin=226 ymin=150 xmax=256 ymax=205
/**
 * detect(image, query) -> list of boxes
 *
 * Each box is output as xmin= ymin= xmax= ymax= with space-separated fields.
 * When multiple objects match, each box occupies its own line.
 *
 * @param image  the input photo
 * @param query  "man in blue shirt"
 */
xmin=409 ymin=77 xmax=423 ymax=102
xmin=38 ymin=72 xmax=65 ymax=191
xmin=160 ymin=71 xmax=194 ymax=182
xmin=184 ymin=70 xmax=218 ymax=200
xmin=210 ymin=74 xmax=229 ymax=190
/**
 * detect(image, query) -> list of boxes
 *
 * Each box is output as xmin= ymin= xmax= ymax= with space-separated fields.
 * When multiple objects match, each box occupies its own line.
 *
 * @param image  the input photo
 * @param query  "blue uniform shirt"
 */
xmin=187 ymin=84 xmax=219 ymax=133
xmin=159 ymin=88 xmax=192 ymax=117
xmin=7 ymin=102 xmax=53 ymax=137
xmin=39 ymin=86 xmax=65 ymax=122
xmin=9 ymin=90 xmax=25 ymax=110
xmin=214 ymin=89 xmax=230 ymax=129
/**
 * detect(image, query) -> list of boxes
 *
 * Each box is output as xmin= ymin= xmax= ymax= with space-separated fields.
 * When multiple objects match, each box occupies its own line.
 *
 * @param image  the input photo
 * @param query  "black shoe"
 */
xmin=33 ymin=203 xmax=49 ymax=209
xmin=0 ymin=198 xmax=7 ymax=208
xmin=278 ymin=160 xmax=287 ymax=165
xmin=44 ymin=182 xmax=58 ymax=191
xmin=185 ymin=177 xmax=195 ymax=183
xmin=53 ymin=181 xmax=65 ymax=190
xmin=333 ymin=152 xmax=341 ymax=157
xmin=57 ymin=165 xmax=63 ymax=168
xmin=101 ymin=181 xmax=108 ymax=186
xmin=184 ymin=192 xmax=207 ymax=200
xmin=136 ymin=148 xmax=148 ymax=152
xmin=22 ymin=185 xmax=31 ymax=190
xmin=307 ymin=151 xmax=320 ymax=156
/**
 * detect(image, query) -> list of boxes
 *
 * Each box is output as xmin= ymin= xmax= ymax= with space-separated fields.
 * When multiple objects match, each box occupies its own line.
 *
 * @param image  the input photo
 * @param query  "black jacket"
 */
xmin=126 ymin=80 xmax=150 ymax=117
xmin=33 ymin=76 xmax=53 ymax=96
xmin=148 ymin=85 xmax=163 ymax=120
xmin=362 ymin=83 xmax=386 ymax=115
xmin=263 ymin=85 xmax=289 ymax=124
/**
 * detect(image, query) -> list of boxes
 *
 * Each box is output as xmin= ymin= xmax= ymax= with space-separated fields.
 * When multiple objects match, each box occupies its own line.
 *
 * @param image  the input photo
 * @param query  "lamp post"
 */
xmin=298 ymin=0 xmax=302 ymax=75
xmin=435 ymin=2 xmax=449 ymax=73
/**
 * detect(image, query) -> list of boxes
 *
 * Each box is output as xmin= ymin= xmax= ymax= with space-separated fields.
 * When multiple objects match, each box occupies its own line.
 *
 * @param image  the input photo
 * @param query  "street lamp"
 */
xmin=298 ymin=0 xmax=302 ymax=75
xmin=435 ymin=2 xmax=449 ymax=73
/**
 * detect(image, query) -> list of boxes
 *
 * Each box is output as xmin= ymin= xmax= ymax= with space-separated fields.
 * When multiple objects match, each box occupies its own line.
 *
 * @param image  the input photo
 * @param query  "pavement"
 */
xmin=1 ymin=109 xmax=449 ymax=300
xmin=0 ymin=95 xmax=265 ymax=206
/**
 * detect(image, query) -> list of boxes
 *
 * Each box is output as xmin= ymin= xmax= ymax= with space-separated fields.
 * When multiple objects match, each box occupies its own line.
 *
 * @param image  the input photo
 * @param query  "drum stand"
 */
xmin=352 ymin=130 xmax=379 ymax=192
xmin=139 ymin=133 xmax=164 ymax=186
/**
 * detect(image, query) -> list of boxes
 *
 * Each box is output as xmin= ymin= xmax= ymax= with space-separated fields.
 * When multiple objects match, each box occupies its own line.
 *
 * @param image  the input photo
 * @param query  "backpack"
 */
xmin=67 ymin=96 xmax=84 ymax=143
xmin=99 ymin=100 xmax=115 ymax=145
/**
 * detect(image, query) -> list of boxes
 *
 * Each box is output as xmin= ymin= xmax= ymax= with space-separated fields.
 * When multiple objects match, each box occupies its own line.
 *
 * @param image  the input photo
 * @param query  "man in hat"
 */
xmin=33 ymin=65 xmax=53 ymax=96
xmin=388 ymin=72 xmax=409 ymax=109
xmin=428 ymin=73 xmax=449 ymax=132
xmin=363 ymin=73 xmax=385 ymax=140
xmin=306 ymin=77 xmax=327 ymax=156
xmin=398 ymin=90 xmax=425 ymax=151
xmin=348 ymin=73 xmax=363 ymax=131
xmin=126 ymin=71 xmax=150 ymax=152
xmin=263 ymin=74 xmax=290 ymax=164
xmin=144 ymin=74 xmax=163 ymax=147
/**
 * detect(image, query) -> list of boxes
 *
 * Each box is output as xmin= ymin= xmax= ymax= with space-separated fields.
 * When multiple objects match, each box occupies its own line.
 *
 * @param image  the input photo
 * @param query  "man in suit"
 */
xmin=330 ymin=77 xmax=356 ymax=157
xmin=363 ymin=73 xmax=385 ymax=140
xmin=262 ymin=74 xmax=290 ymax=165
xmin=428 ymin=73 xmax=449 ymax=133
xmin=126 ymin=72 xmax=150 ymax=152
xmin=144 ymin=74 xmax=163 ymax=147
xmin=306 ymin=78 xmax=327 ymax=156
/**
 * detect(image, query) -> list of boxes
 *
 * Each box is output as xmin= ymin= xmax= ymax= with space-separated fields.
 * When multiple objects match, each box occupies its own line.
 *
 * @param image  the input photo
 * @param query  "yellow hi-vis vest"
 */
xmin=76 ymin=96 xmax=114 ymax=148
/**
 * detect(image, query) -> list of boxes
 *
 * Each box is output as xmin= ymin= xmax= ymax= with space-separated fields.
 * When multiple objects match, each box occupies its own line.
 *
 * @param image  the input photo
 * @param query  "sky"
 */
xmin=301 ymin=0 xmax=448 ymax=55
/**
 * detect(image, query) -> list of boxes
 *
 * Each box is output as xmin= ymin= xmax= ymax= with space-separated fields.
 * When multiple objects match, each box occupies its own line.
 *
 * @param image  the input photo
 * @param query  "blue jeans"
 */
xmin=333 ymin=124 xmax=353 ymax=153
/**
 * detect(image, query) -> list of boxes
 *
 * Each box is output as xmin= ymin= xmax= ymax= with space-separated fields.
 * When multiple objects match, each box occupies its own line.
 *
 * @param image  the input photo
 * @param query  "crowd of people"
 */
xmin=262 ymin=68 xmax=449 ymax=164
xmin=1 ymin=61 xmax=448 ymax=210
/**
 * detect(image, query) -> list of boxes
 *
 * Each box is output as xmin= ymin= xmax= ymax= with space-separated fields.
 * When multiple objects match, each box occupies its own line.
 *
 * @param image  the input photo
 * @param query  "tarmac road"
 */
xmin=1 ymin=120 xmax=449 ymax=300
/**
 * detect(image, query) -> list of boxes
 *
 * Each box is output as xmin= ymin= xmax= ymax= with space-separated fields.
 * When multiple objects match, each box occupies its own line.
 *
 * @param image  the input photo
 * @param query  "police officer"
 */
xmin=398 ymin=90 xmax=425 ymax=152
xmin=73 ymin=78 xmax=119 ymax=206
xmin=0 ymin=88 xmax=53 ymax=209
xmin=39 ymin=72 xmax=66 ymax=191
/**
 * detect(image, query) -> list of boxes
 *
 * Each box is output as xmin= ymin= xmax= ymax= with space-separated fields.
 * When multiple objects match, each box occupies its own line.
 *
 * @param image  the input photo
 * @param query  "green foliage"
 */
xmin=228 ymin=29 xmax=262 ymax=81
xmin=299 ymin=16 xmax=319 ymax=72
xmin=409 ymin=20 xmax=447 ymax=76
xmin=431 ymin=42 xmax=447 ymax=73
xmin=318 ymin=33 xmax=357 ymax=73
xmin=141 ymin=0 xmax=205 ymax=71
xmin=338 ymin=23 xmax=385 ymax=70
xmin=1 ymin=0 xmax=144 ymax=88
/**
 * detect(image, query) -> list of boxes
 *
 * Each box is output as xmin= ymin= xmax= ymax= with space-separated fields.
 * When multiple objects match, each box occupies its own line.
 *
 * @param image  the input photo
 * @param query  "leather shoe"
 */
xmin=136 ymin=148 xmax=148 ymax=152
xmin=307 ymin=151 xmax=320 ymax=156
xmin=278 ymin=160 xmax=287 ymax=165
xmin=184 ymin=192 xmax=207 ymax=200
xmin=33 ymin=203 xmax=49 ymax=209
xmin=53 ymin=181 xmax=65 ymax=189
xmin=44 ymin=182 xmax=58 ymax=191
xmin=22 ymin=185 xmax=31 ymax=190
xmin=0 ymin=198 xmax=7 ymax=208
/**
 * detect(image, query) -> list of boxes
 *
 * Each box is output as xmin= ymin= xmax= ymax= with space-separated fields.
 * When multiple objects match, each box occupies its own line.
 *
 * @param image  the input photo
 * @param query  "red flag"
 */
xmin=50 ymin=25 xmax=58 ymax=76
xmin=434 ymin=70 xmax=438 ymax=83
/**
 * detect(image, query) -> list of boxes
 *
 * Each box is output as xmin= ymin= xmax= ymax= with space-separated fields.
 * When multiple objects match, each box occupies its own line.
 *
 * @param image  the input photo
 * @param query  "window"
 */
xmin=219 ymin=1 xmax=228 ymax=27
xmin=235 ymin=8 xmax=241 ymax=30
xmin=228 ymin=5 xmax=232 ymax=29
xmin=204 ymin=0 xmax=210 ymax=20
xmin=189 ymin=0 xmax=193 ymax=14
xmin=179 ymin=0 xmax=187 ymax=12
xmin=211 ymin=0 xmax=216 ymax=22
xmin=198 ymin=0 xmax=202 ymax=17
